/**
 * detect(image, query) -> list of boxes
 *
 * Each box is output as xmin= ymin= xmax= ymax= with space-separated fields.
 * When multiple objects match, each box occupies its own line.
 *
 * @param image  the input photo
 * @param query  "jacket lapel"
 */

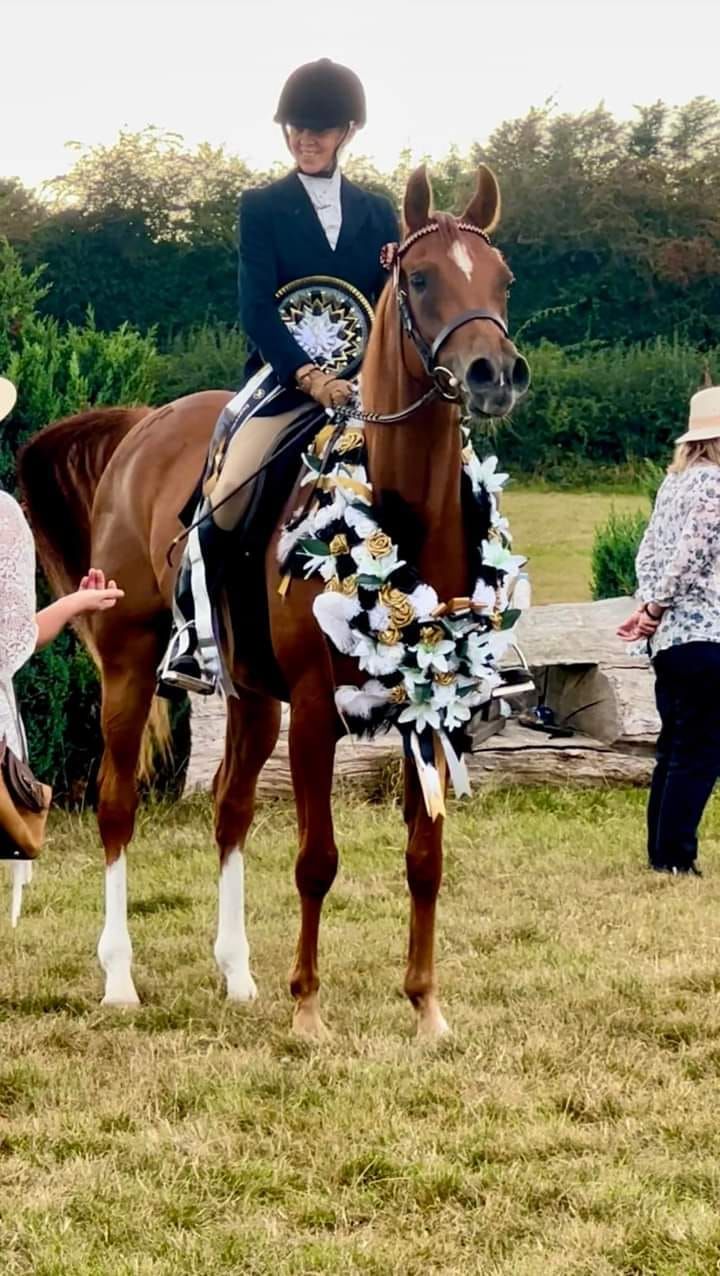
xmin=277 ymin=173 xmax=332 ymax=258
xmin=335 ymin=178 xmax=370 ymax=258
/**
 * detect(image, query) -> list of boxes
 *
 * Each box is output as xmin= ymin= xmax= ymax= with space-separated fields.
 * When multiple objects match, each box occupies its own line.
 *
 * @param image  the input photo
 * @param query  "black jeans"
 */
xmin=648 ymin=641 xmax=720 ymax=871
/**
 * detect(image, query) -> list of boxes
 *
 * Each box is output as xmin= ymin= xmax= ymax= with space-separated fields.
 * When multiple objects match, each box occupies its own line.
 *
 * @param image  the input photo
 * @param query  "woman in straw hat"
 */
xmin=618 ymin=384 xmax=720 ymax=876
xmin=0 ymin=377 xmax=123 ymax=923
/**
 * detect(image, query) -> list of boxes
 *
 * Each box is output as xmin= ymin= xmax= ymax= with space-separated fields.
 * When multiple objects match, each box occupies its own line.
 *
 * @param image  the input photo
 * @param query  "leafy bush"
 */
xmin=0 ymin=239 xmax=187 ymax=802
xmin=491 ymin=339 xmax=720 ymax=480
xmin=591 ymin=509 xmax=649 ymax=600
xmin=152 ymin=323 xmax=245 ymax=402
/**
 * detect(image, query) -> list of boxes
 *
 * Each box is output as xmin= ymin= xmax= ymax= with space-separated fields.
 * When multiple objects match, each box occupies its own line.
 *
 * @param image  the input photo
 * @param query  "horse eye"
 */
xmin=409 ymin=271 xmax=427 ymax=291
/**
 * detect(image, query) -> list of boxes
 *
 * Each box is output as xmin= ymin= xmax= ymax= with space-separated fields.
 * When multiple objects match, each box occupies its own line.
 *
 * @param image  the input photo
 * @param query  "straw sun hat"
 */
xmin=0 ymin=377 xmax=17 ymax=423
xmin=676 ymin=386 xmax=720 ymax=444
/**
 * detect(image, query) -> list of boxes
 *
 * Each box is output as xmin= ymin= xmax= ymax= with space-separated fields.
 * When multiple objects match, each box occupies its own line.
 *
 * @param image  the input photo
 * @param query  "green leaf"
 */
xmin=299 ymin=538 xmax=332 ymax=557
xmin=500 ymin=609 xmax=522 ymax=630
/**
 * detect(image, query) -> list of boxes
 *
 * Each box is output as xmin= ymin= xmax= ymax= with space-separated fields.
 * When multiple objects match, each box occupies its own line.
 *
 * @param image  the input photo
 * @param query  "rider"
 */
xmin=160 ymin=58 xmax=400 ymax=695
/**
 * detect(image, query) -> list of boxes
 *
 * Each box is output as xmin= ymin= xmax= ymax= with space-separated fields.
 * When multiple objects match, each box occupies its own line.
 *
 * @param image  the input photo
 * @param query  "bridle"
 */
xmin=358 ymin=221 xmax=510 ymax=426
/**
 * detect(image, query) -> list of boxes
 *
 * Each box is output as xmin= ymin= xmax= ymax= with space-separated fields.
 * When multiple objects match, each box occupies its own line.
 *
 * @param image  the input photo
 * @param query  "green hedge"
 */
xmin=1 ymin=238 xmax=189 ymax=803
xmin=487 ymin=339 xmax=720 ymax=481
xmin=591 ymin=509 xmax=649 ymax=600
xmin=152 ymin=323 xmax=246 ymax=402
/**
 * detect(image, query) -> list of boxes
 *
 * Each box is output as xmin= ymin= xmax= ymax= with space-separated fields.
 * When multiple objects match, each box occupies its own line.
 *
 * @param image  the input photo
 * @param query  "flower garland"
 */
xmin=278 ymin=417 xmax=528 ymax=817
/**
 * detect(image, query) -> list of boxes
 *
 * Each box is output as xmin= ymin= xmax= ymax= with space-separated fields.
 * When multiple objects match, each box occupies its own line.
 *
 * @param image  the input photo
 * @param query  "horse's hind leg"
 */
xmin=403 ymin=760 xmax=450 ymax=1040
xmin=96 ymin=629 xmax=158 ymax=1007
xmin=213 ymin=688 xmax=281 ymax=1002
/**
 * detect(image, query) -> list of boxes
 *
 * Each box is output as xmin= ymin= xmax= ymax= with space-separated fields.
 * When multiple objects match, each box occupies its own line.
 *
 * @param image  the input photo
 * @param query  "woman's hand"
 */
xmin=35 ymin=569 xmax=124 ymax=649
xmin=616 ymin=604 xmax=662 ymax=643
xmin=74 ymin=568 xmax=124 ymax=613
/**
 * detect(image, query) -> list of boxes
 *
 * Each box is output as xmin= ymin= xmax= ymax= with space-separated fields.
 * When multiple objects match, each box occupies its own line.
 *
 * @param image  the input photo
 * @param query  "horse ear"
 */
xmin=463 ymin=164 xmax=501 ymax=233
xmin=403 ymin=165 xmax=433 ymax=234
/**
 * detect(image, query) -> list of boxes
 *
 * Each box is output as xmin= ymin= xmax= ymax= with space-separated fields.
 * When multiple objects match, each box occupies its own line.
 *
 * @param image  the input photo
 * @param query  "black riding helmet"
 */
xmin=275 ymin=58 xmax=366 ymax=131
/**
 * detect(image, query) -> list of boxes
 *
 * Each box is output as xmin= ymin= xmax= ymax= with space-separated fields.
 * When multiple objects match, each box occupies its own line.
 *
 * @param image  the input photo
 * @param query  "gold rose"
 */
xmin=366 ymin=530 xmax=393 ymax=559
xmin=419 ymin=625 xmax=445 ymax=648
xmin=379 ymin=585 xmax=415 ymax=630
xmin=378 ymin=627 xmax=401 ymax=646
xmin=329 ymin=533 xmax=349 ymax=556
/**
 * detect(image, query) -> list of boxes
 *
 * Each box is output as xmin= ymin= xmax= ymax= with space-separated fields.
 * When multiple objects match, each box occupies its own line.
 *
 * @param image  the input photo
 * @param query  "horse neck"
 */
xmin=362 ymin=291 xmax=469 ymax=599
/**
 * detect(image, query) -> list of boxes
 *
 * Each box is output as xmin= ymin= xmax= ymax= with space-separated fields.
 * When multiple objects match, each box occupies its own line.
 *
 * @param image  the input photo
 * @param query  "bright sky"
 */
xmin=3 ymin=0 xmax=718 ymax=190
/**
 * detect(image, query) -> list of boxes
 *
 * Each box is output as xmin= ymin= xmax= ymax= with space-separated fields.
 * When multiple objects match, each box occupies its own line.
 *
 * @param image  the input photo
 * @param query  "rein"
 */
xmin=358 ymin=221 xmax=509 ymax=426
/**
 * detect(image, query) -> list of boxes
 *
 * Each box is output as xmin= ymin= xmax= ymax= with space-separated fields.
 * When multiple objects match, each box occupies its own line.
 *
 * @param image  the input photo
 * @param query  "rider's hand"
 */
xmin=296 ymin=364 xmax=353 ymax=410
xmin=315 ymin=377 xmax=353 ymax=410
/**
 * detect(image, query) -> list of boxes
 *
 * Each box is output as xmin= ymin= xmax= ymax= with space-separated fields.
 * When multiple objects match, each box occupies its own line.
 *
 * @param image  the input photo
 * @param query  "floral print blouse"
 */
xmin=636 ymin=464 xmax=720 ymax=657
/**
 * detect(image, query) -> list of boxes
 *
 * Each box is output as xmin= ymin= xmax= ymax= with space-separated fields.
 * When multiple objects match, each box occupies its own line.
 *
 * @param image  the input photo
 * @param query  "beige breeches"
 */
xmin=208 ymin=406 xmax=308 ymax=531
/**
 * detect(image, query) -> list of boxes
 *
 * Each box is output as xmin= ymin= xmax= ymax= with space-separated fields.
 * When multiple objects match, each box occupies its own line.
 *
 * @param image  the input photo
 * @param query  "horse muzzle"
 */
xmin=462 ymin=348 xmax=531 ymax=418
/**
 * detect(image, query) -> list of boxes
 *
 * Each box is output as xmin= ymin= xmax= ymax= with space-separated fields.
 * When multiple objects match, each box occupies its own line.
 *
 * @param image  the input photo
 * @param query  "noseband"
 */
xmin=358 ymin=221 xmax=509 ymax=426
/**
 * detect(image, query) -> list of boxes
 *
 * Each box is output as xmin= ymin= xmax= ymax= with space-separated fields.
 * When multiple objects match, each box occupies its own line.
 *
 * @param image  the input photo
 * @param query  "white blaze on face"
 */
xmin=449 ymin=240 xmax=474 ymax=281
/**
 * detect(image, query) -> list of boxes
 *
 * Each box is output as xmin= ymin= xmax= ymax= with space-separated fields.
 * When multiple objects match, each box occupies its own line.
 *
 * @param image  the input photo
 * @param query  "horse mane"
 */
xmin=18 ymin=406 xmax=149 ymax=598
xmin=362 ymin=282 xmax=396 ymax=401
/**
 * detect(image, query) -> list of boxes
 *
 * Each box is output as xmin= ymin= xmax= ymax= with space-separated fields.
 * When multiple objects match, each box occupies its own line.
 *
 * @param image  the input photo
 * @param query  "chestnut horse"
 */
xmin=19 ymin=166 xmax=529 ymax=1038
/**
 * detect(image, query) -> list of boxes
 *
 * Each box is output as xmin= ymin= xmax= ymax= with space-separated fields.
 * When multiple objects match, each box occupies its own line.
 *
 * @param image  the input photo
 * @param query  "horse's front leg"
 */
xmin=96 ymin=633 xmax=158 ymax=1007
xmin=403 ymin=758 xmax=450 ymax=1040
xmin=287 ymin=682 xmax=340 ymax=1040
xmin=213 ymin=688 xmax=281 ymax=1002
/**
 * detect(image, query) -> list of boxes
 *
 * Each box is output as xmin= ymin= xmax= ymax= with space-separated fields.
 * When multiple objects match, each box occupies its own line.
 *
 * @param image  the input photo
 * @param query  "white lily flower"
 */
xmin=440 ymin=697 xmax=472 ymax=733
xmin=491 ymin=514 xmax=512 ymax=541
xmin=482 ymin=540 xmax=526 ymax=576
xmin=465 ymin=453 xmax=509 ymax=495
xmin=351 ymin=543 xmax=405 ymax=582
xmin=414 ymin=637 xmax=457 ymax=674
xmin=301 ymin=551 xmax=332 ymax=580
xmin=398 ymin=700 xmax=442 ymax=732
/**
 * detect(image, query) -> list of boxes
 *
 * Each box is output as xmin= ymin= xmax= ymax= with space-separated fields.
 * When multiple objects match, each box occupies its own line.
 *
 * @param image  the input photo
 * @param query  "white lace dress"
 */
xmin=0 ymin=492 xmax=39 ymax=922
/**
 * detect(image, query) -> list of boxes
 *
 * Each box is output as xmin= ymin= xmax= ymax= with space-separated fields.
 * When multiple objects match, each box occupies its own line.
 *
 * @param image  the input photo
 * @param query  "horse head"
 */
xmin=397 ymin=164 xmax=530 ymax=418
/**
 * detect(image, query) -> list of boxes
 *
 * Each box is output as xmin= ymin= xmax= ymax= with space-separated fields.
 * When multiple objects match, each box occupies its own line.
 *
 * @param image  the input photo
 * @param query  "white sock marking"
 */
xmin=97 ymin=854 xmax=139 ymax=1006
xmin=449 ymin=240 xmax=474 ymax=281
xmin=214 ymin=849 xmax=257 ymax=1002
xmin=9 ymin=861 xmax=33 ymax=928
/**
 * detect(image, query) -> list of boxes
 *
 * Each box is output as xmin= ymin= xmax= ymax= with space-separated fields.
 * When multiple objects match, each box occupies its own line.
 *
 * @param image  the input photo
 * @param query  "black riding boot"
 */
xmin=157 ymin=513 xmax=226 ymax=697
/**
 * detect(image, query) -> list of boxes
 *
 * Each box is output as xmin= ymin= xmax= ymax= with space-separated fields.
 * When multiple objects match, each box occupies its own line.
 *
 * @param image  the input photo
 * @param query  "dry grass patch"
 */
xmin=3 ymin=787 xmax=720 ymax=1273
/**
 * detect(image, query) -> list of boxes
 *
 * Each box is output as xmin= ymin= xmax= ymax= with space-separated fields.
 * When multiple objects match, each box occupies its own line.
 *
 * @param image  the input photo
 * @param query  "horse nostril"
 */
xmin=466 ymin=357 xmax=497 ymax=393
xmin=511 ymin=355 xmax=531 ymax=395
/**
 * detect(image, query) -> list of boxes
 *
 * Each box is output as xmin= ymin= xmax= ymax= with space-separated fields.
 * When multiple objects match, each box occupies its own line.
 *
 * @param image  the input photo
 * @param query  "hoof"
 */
xmin=101 ymin=989 xmax=140 ymax=1009
xmin=225 ymin=971 xmax=258 ymax=1003
xmin=292 ymin=995 xmax=330 ymax=1042
xmin=415 ymin=997 xmax=450 ymax=1042
xmin=101 ymin=978 xmax=140 ymax=1008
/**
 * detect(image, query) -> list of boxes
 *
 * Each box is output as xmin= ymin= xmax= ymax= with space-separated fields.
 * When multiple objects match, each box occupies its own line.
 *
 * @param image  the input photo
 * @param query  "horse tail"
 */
xmin=17 ymin=406 xmax=174 ymax=780
xmin=17 ymin=407 xmax=149 ymax=598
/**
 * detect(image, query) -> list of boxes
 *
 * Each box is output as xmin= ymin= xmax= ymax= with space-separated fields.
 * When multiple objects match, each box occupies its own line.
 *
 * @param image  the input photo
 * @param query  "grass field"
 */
xmin=4 ymin=786 xmax=720 ymax=1275
xmin=504 ymin=488 xmax=647 ymax=604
